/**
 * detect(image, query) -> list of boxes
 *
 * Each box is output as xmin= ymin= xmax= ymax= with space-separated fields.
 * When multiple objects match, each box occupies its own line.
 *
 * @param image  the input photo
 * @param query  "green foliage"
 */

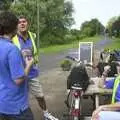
xmin=70 ymin=29 xmax=82 ymax=41
xmin=2 ymin=0 xmax=106 ymax=47
xmin=10 ymin=0 xmax=37 ymax=32
xmin=80 ymin=19 xmax=105 ymax=37
xmin=106 ymin=16 xmax=117 ymax=36
xmin=111 ymin=17 xmax=120 ymax=37
xmin=107 ymin=16 xmax=120 ymax=37
xmin=40 ymin=36 xmax=102 ymax=54
xmin=39 ymin=0 xmax=74 ymax=46
xmin=60 ymin=59 xmax=72 ymax=71
xmin=0 ymin=0 xmax=13 ymax=10
xmin=106 ymin=37 xmax=120 ymax=50
xmin=10 ymin=0 xmax=74 ymax=47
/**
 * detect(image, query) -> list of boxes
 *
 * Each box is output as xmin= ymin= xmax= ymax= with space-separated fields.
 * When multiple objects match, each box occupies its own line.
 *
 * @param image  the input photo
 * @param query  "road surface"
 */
xmin=30 ymin=36 xmax=112 ymax=120
xmin=40 ymin=36 xmax=112 ymax=73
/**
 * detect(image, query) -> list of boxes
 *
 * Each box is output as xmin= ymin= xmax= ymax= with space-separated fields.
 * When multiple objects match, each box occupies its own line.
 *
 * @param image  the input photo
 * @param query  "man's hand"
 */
xmin=104 ymin=65 xmax=111 ymax=73
xmin=24 ymin=57 xmax=34 ymax=76
xmin=25 ymin=57 xmax=34 ymax=68
xmin=98 ymin=65 xmax=111 ymax=88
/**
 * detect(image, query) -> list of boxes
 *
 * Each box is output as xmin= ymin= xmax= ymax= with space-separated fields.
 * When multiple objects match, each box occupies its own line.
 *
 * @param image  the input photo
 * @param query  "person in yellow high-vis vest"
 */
xmin=91 ymin=65 xmax=120 ymax=120
xmin=12 ymin=16 xmax=58 ymax=120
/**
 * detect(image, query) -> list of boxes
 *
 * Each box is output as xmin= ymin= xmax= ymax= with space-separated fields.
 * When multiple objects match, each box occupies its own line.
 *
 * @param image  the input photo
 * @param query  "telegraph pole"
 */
xmin=37 ymin=0 xmax=40 ymax=50
xmin=37 ymin=0 xmax=40 ymax=67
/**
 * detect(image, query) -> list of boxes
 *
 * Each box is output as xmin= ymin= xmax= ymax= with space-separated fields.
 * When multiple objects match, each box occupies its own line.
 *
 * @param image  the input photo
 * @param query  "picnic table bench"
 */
xmin=84 ymin=77 xmax=112 ymax=109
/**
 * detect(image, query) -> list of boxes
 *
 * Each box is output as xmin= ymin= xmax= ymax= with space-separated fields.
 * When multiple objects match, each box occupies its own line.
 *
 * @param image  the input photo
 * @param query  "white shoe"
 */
xmin=44 ymin=112 xmax=59 ymax=120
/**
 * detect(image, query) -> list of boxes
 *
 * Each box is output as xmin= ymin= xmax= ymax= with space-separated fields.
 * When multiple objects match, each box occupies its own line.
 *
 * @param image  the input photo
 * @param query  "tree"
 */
xmin=11 ymin=0 xmax=74 ymax=46
xmin=80 ymin=18 xmax=104 ymax=37
xmin=39 ymin=0 xmax=74 ymax=45
xmin=106 ymin=16 xmax=117 ymax=37
xmin=107 ymin=16 xmax=120 ymax=37
xmin=0 ymin=0 xmax=14 ymax=10
xmin=112 ymin=17 xmax=120 ymax=37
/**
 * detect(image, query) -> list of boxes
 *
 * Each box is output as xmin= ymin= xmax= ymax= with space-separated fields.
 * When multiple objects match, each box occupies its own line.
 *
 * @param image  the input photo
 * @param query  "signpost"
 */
xmin=78 ymin=42 xmax=93 ymax=65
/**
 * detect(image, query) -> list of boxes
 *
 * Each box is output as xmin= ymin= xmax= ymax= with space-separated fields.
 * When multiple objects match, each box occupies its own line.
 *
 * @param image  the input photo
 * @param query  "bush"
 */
xmin=60 ymin=59 xmax=72 ymax=71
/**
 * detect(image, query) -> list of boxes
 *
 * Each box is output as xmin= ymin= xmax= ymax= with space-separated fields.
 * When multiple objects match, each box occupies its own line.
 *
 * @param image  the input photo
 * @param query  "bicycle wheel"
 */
xmin=69 ymin=91 xmax=81 ymax=120
xmin=70 ymin=116 xmax=79 ymax=120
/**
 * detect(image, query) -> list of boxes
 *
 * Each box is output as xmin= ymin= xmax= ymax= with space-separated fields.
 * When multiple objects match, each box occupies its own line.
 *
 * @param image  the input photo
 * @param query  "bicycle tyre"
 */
xmin=69 ymin=95 xmax=81 ymax=120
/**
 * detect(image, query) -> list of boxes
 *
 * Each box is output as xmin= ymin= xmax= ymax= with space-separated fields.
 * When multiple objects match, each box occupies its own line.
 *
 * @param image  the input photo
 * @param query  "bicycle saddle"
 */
xmin=71 ymin=84 xmax=82 ymax=90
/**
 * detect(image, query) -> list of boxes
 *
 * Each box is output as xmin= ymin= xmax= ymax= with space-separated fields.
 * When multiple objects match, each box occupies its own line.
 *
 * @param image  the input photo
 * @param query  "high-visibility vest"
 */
xmin=111 ymin=75 xmax=120 ymax=104
xmin=12 ymin=31 xmax=38 ymax=63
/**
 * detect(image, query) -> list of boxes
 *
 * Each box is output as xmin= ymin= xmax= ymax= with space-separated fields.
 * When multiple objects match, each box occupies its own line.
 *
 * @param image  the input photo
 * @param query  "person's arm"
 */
xmin=99 ymin=65 xmax=114 ymax=88
xmin=24 ymin=57 xmax=33 ymax=76
xmin=99 ymin=75 xmax=107 ymax=88
xmin=15 ymin=58 xmax=33 ymax=85
xmin=8 ymin=47 xmax=33 ymax=85
xmin=91 ymin=102 xmax=120 ymax=120
xmin=102 ymin=102 xmax=120 ymax=111
xmin=99 ymin=66 xmax=109 ymax=88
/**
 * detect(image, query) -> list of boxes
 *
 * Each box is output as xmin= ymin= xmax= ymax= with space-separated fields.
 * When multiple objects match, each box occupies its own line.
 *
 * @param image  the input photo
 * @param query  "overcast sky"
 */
xmin=71 ymin=0 xmax=120 ymax=29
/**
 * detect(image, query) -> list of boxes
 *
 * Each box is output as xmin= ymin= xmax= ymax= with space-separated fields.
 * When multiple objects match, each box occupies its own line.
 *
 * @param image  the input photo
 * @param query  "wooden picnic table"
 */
xmin=84 ymin=77 xmax=112 ymax=109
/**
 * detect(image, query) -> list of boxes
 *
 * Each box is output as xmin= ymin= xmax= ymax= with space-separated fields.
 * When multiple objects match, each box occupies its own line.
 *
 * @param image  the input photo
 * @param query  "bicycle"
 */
xmin=65 ymin=56 xmax=91 ymax=120
xmin=68 ymin=84 xmax=83 ymax=120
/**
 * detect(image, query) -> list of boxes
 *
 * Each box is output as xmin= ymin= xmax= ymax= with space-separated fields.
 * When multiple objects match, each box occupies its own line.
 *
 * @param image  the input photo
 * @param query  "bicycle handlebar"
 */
xmin=66 ymin=55 xmax=80 ymax=63
xmin=66 ymin=55 xmax=93 ymax=68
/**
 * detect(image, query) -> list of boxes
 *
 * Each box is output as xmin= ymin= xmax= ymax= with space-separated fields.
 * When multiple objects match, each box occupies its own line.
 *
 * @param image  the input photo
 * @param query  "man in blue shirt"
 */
xmin=91 ymin=65 xmax=120 ymax=120
xmin=0 ymin=11 xmax=34 ymax=120
xmin=12 ymin=16 xmax=59 ymax=120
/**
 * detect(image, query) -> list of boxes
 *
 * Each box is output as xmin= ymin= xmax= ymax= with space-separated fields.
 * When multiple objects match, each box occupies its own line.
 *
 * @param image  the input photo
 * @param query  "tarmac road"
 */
xmin=30 ymin=36 xmax=112 ymax=120
xmin=40 ymin=36 xmax=112 ymax=73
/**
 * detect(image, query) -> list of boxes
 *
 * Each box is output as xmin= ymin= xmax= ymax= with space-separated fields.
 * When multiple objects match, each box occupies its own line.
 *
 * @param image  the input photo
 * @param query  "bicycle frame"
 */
xmin=65 ymin=55 xmax=90 ymax=120
xmin=69 ymin=85 xmax=83 ymax=120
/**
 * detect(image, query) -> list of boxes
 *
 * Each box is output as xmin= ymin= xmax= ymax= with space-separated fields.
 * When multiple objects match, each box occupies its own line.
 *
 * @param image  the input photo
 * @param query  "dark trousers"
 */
xmin=0 ymin=108 xmax=34 ymax=120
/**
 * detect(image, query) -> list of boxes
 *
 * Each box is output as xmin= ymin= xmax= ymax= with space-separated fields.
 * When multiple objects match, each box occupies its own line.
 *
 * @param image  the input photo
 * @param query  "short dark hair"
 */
xmin=0 ymin=11 xmax=18 ymax=35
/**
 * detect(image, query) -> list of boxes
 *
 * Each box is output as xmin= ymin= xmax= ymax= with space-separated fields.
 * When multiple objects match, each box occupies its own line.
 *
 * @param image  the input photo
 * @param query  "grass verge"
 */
xmin=39 ymin=35 xmax=102 ymax=54
xmin=105 ymin=37 xmax=120 ymax=50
